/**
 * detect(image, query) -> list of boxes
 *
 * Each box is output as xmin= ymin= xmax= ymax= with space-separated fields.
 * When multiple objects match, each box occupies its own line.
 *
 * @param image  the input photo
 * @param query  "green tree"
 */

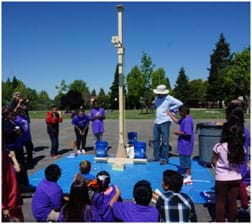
xmin=2 ymin=78 xmax=14 ymax=106
xmin=126 ymin=65 xmax=145 ymax=109
xmin=69 ymin=80 xmax=90 ymax=108
xmin=188 ymin=79 xmax=207 ymax=107
xmin=91 ymin=89 xmax=97 ymax=98
xmin=223 ymin=47 xmax=250 ymax=104
xmin=173 ymin=67 xmax=190 ymax=104
xmin=97 ymin=88 xmax=110 ymax=109
xmin=140 ymin=52 xmax=155 ymax=101
xmin=207 ymin=33 xmax=232 ymax=108
xmin=35 ymin=90 xmax=52 ymax=110
xmin=12 ymin=76 xmax=19 ymax=89
xmin=151 ymin=67 xmax=171 ymax=91
xmin=55 ymin=80 xmax=69 ymax=95
xmin=109 ymin=65 xmax=119 ymax=110
xmin=165 ymin=77 xmax=171 ymax=90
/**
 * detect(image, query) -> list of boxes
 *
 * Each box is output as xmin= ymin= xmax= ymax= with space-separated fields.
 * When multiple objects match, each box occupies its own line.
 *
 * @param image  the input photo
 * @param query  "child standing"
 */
xmin=154 ymin=169 xmax=197 ymax=222
xmin=71 ymin=108 xmax=90 ymax=154
xmin=167 ymin=105 xmax=194 ymax=184
xmin=32 ymin=164 xmax=63 ymax=222
xmin=211 ymin=115 xmax=245 ymax=222
xmin=73 ymin=160 xmax=95 ymax=182
xmin=46 ymin=105 xmax=63 ymax=158
xmin=90 ymin=100 xmax=105 ymax=144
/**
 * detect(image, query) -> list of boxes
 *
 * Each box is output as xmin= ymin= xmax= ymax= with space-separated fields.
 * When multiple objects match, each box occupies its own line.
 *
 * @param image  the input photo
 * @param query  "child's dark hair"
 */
xmin=133 ymin=180 xmax=152 ymax=206
xmin=63 ymin=179 xmax=92 ymax=222
xmin=79 ymin=160 xmax=91 ymax=174
xmin=50 ymin=104 xmax=57 ymax=110
xmin=179 ymin=105 xmax=190 ymax=114
xmin=221 ymin=115 xmax=245 ymax=164
xmin=163 ymin=170 xmax=183 ymax=193
xmin=96 ymin=170 xmax=110 ymax=192
xmin=226 ymin=103 xmax=244 ymax=127
xmin=45 ymin=164 xmax=61 ymax=182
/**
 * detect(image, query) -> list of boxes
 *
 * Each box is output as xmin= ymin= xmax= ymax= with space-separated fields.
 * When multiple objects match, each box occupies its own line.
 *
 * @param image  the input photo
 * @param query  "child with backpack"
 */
xmin=154 ymin=169 xmax=197 ymax=222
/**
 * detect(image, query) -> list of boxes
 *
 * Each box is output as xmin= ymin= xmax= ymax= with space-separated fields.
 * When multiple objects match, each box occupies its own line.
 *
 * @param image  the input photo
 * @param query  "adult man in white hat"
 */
xmin=152 ymin=84 xmax=183 ymax=165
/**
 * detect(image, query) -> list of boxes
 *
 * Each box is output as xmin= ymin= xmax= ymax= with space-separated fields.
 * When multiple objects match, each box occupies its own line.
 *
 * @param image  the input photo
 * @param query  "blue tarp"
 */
xmin=29 ymin=155 xmax=214 ymax=204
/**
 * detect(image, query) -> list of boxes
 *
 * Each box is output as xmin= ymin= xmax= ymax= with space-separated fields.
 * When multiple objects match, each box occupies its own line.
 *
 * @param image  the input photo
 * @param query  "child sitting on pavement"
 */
xmin=154 ymin=169 xmax=197 ymax=222
xmin=32 ymin=164 xmax=63 ymax=222
xmin=73 ymin=160 xmax=95 ymax=182
xmin=91 ymin=170 xmax=121 ymax=222
xmin=110 ymin=180 xmax=159 ymax=222
xmin=167 ymin=105 xmax=194 ymax=184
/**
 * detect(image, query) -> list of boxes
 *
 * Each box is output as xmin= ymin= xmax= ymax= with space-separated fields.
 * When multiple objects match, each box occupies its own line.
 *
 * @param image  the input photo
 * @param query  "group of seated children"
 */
xmin=31 ymin=161 xmax=198 ymax=222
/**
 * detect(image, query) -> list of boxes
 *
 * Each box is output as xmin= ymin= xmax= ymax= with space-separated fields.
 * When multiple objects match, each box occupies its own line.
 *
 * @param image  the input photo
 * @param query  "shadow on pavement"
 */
xmin=34 ymin=146 xmax=49 ymax=152
xmin=85 ymin=146 xmax=94 ymax=152
xmin=58 ymin=148 xmax=73 ymax=155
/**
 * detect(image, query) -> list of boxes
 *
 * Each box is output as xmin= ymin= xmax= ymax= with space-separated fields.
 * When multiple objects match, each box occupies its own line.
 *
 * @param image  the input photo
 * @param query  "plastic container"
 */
xmin=134 ymin=142 xmax=146 ymax=159
xmin=128 ymin=132 xmax=137 ymax=145
xmin=197 ymin=122 xmax=223 ymax=164
xmin=95 ymin=141 xmax=108 ymax=157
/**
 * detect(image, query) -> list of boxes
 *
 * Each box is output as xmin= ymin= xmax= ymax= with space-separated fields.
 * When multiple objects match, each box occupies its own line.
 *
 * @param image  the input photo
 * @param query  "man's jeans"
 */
xmin=153 ymin=121 xmax=171 ymax=161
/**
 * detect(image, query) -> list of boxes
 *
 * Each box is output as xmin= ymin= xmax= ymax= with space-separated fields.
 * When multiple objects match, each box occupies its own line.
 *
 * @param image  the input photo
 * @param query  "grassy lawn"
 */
xmin=29 ymin=109 xmax=250 ymax=120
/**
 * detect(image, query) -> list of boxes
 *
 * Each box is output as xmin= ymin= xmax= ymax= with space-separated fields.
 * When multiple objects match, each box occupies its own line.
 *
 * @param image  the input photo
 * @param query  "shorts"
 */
xmin=179 ymin=155 xmax=191 ymax=169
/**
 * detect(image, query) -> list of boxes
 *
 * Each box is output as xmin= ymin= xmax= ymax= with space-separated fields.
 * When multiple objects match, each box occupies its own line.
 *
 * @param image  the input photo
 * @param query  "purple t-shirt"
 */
xmin=177 ymin=115 xmax=194 ymax=155
xmin=32 ymin=179 xmax=63 ymax=222
xmin=240 ymin=127 xmax=251 ymax=178
xmin=71 ymin=113 xmax=90 ymax=129
xmin=58 ymin=204 xmax=93 ymax=222
xmin=90 ymin=108 xmax=105 ymax=134
xmin=15 ymin=115 xmax=32 ymax=142
xmin=91 ymin=185 xmax=117 ymax=222
xmin=112 ymin=201 xmax=159 ymax=222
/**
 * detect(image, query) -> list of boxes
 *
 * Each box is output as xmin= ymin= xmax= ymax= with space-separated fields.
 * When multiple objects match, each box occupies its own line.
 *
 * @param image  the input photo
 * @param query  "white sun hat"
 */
xmin=153 ymin=84 xmax=169 ymax=95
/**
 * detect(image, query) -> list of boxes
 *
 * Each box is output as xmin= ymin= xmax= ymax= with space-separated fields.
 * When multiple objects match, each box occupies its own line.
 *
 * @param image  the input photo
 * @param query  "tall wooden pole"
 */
xmin=116 ymin=5 xmax=126 ymax=157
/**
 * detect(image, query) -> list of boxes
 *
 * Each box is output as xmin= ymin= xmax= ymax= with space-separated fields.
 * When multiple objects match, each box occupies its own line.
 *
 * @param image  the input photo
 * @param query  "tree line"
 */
xmin=2 ymin=33 xmax=250 ymax=111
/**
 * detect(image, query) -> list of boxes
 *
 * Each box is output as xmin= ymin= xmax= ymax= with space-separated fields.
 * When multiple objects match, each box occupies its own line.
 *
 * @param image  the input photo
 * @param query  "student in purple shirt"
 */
xmin=15 ymin=107 xmax=34 ymax=165
xmin=91 ymin=171 xmax=120 ymax=222
xmin=71 ymin=108 xmax=90 ymax=154
xmin=58 ymin=179 xmax=94 ymax=222
xmin=168 ymin=105 xmax=194 ymax=184
xmin=32 ymin=164 xmax=63 ymax=222
xmin=90 ymin=100 xmax=105 ymax=143
xmin=110 ymin=180 xmax=159 ymax=222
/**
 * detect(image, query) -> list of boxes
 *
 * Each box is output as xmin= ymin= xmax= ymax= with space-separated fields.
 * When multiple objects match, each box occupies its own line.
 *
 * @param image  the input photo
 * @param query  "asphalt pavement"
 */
xmin=22 ymin=117 xmax=250 ymax=222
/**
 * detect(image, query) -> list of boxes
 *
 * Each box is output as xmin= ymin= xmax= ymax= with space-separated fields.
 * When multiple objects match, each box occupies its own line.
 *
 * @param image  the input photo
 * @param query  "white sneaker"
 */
xmin=81 ymin=149 xmax=86 ymax=154
xmin=77 ymin=150 xmax=82 ymax=155
xmin=183 ymin=175 xmax=192 ymax=184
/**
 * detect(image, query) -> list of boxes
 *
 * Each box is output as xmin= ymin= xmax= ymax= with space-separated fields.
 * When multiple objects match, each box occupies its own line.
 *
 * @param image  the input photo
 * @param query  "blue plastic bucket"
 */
xmin=134 ymin=142 xmax=146 ymax=159
xmin=96 ymin=141 xmax=108 ymax=157
xmin=128 ymin=132 xmax=137 ymax=144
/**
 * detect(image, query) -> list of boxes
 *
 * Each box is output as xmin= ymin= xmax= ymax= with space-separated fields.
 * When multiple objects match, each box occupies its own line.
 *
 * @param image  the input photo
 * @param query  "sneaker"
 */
xmin=160 ymin=159 xmax=168 ymax=165
xmin=77 ymin=150 xmax=82 ymax=155
xmin=81 ymin=149 xmax=86 ymax=154
xmin=183 ymin=175 xmax=192 ymax=184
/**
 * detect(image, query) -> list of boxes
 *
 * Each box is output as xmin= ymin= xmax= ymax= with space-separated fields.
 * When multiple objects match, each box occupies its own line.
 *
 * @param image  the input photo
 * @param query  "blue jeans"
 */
xmin=153 ymin=121 xmax=171 ymax=161
xmin=49 ymin=134 xmax=59 ymax=156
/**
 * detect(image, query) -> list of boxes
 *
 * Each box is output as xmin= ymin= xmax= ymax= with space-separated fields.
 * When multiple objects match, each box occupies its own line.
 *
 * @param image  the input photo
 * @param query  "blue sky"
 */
xmin=2 ymin=1 xmax=250 ymax=99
